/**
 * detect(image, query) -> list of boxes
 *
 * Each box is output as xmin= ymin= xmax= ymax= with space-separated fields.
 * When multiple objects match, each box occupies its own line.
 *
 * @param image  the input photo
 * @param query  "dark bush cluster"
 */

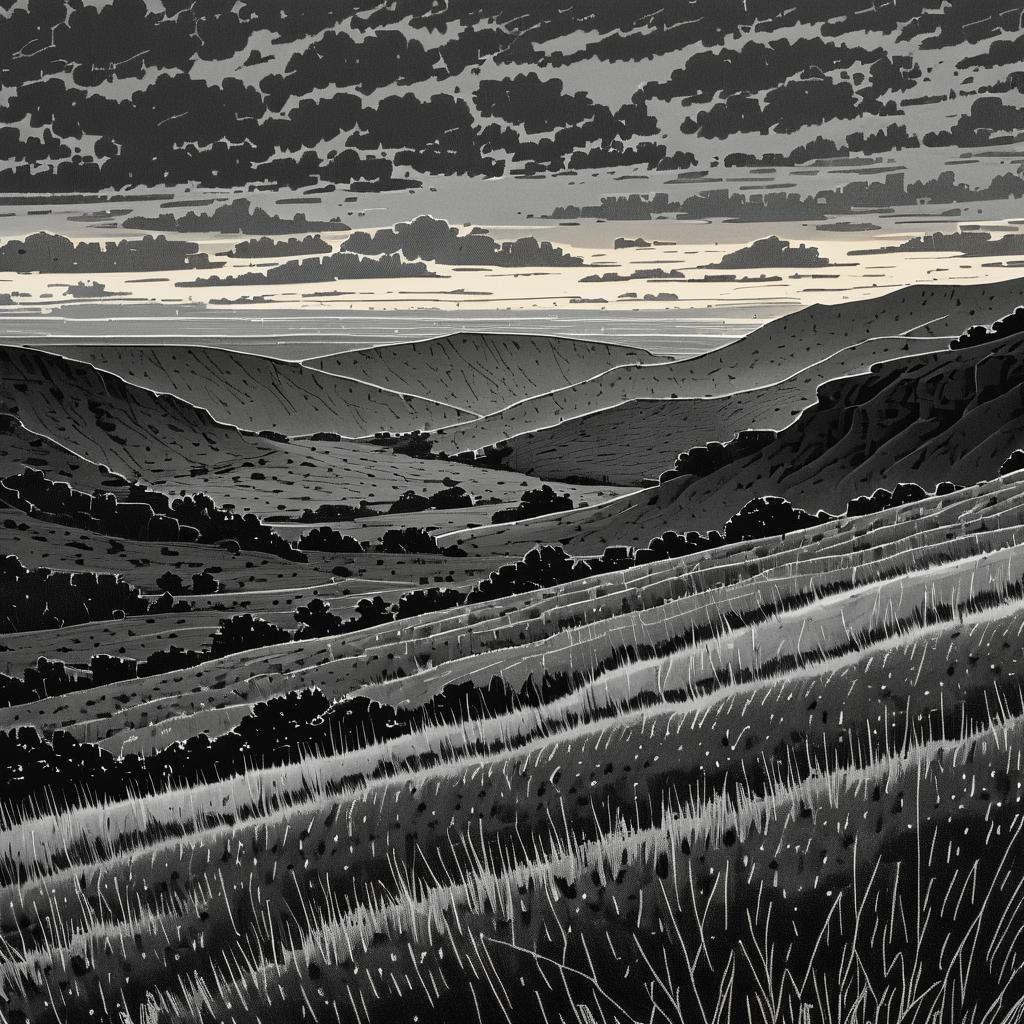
xmin=389 ymin=484 xmax=475 ymax=513
xmin=0 ymin=658 xmax=84 ymax=707
xmin=952 ymin=306 xmax=1024 ymax=349
xmin=155 ymin=569 xmax=221 ymax=596
xmin=297 ymin=527 xmax=363 ymax=553
xmin=1002 ymin=450 xmax=1024 ymax=475
xmin=0 ymin=666 xmax=579 ymax=818
xmin=372 ymin=430 xmax=437 ymax=459
xmin=660 ymin=430 xmax=777 ymax=483
xmin=299 ymin=502 xmax=379 ymax=523
xmin=1 ymin=470 xmax=304 ymax=561
xmin=210 ymin=614 xmax=291 ymax=658
xmin=293 ymin=596 xmax=391 ymax=639
xmin=379 ymin=526 xmax=466 ymax=556
xmin=491 ymin=485 xmax=574 ymax=524
xmin=126 ymin=485 xmax=305 ymax=561
xmin=724 ymin=496 xmax=828 ymax=541
xmin=0 ymin=644 xmax=208 ymax=708
xmin=0 ymin=554 xmax=152 ymax=633
xmin=846 ymin=482 xmax=930 ymax=516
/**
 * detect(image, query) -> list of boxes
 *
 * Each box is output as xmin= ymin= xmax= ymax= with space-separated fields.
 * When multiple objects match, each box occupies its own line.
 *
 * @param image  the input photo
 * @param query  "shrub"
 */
xmin=1 ymin=554 xmax=150 ymax=633
xmin=394 ymin=587 xmax=464 ymax=619
xmin=190 ymin=570 xmax=220 ymax=595
xmin=156 ymin=571 xmax=185 ymax=595
xmin=388 ymin=490 xmax=432 ymax=514
xmin=138 ymin=646 xmax=203 ymax=676
xmin=952 ymin=306 xmax=1024 ymax=349
xmin=380 ymin=526 xmax=443 ymax=554
xmin=723 ymin=497 xmax=829 ymax=543
xmin=427 ymin=485 xmax=474 ymax=509
xmin=1001 ymin=450 xmax=1024 ymax=475
xmin=491 ymin=485 xmax=573 ymax=524
xmin=91 ymin=654 xmax=137 ymax=686
xmin=297 ymin=527 xmax=363 ymax=553
xmin=210 ymin=614 xmax=291 ymax=658
xmin=0 ymin=658 xmax=83 ymax=706
xmin=293 ymin=598 xmax=346 ymax=639
xmin=299 ymin=502 xmax=378 ymax=522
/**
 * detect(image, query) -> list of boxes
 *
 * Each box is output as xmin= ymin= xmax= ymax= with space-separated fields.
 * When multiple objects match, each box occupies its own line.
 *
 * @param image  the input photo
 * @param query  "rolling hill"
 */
xmin=490 ymin=333 xmax=954 ymax=485
xmin=432 ymin=278 xmax=1024 ymax=456
xmin=35 ymin=343 xmax=471 ymax=436
xmin=305 ymin=333 xmax=662 ymax=415
xmin=6 ymin=466 xmax=1024 ymax=1023
xmin=0 ymin=346 xmax=627 ymax=519
xmin=448 ymin=328 xmax=1024 ymax=554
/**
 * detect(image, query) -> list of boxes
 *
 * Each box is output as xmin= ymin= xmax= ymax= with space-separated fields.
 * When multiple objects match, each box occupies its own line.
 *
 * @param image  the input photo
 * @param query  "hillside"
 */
xmin=36 ymin=343 xmax=471 ymax=435
xmin=305 ymin=333 xmax=661 ymax=415
xmin=0 ymin=347 xmax=626 ymax=519
xmin=5 ymin=468 xmax=1024 ymax=1022
xmin=491 ymin=333 xmax=953 ymax=485
xmin=432 ymin=278 xmax=1024 ymax=455
xmin=449 ymin=329 xmax=1024 ymax=553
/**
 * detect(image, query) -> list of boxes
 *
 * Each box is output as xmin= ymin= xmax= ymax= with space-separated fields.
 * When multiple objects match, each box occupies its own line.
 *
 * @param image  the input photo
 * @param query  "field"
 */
xmin=5 ymin=283 xmax=1024 ymax=1024
xmin=6 ymin=468 xmax=1024 ymax=1022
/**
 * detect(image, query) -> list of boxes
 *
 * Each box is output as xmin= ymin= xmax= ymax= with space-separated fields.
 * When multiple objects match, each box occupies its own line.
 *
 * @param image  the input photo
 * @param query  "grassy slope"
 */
xmin=0 ymin=347 xmax=627 ymax=518
xmin=305 ymin=332 xmax=662 ymax=415
xmin=5 ymin=472 xmax=1024 ymax=1022
xmin=449 ymin=330 xmax=1024 ymax=554
xmin=5 ymin=468 xmax=1023 ymax=747
xmin=431 ymin=277 xmax=1024 ymax=455
xmin=34 ymin=343 xmax=473 ymax=435
xmin=492 ymin=334 xmax=953 ymax=485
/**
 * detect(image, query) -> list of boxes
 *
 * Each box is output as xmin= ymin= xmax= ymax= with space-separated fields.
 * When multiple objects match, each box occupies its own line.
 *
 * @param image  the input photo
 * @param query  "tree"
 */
xmin=1002 ymin=450 xmax=1024 ymax=475
xmin=380 ymin=527 xmax=442 ymax=554
xmin=298 ymin=527 xmax=363 ymax=553
xmin=91 ymin=654 xmax=138 ymax=686
xmin=191 ymin=570 xmax=220 ymax=595
xmin=394 ymin=587 xmax=464 ymax=619
xmin=428 ymin=485 xmax=474 ymax=509
xmin=351 ymin=596 xmax=392 ymax=630
xmin=388 ymin=490 xmax=431 ymax=514
xmin=723 ymin=496 xmax=824 ymax=543
xmin=210 ymin=614 xmax=290 ymax=658
xmin=491 ymin=485 xmax=573 ymax=524
xmin=156 ymin=571 xmax=185 ymax=595
xmin=293 ymin=598 xmax=346 ymax=639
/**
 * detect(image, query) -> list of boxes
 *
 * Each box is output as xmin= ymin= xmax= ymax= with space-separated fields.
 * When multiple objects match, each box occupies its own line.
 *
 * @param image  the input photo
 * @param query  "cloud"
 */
xmin=64 ymin=281 xmax=127 ymax=298
xmin=581 ymin=268 xmax=686 ymax=283
xmin=816 ymin=221 xmax=882 ymax=232
xmin=704 ymin=236 xmax=833 ymax=269
xmin=221 ymin=235 xmax=331 ymax=258
xmin=0 ymin=232 xmax=219 ymax=272
xmin=341 ymin=215 xmax=582 ymax=267
xmin=180 ymin=251 xmax=437 ymax=287
xmin=850 ymin=229 xmax=1024 ymax=257
xmin=123 ymin=199 xmax=347 ymax=235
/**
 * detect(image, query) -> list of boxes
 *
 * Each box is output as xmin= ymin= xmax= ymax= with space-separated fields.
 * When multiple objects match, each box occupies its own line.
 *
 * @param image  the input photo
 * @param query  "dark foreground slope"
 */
xmin=5 ymin=470 xmax=1024 ymax=1022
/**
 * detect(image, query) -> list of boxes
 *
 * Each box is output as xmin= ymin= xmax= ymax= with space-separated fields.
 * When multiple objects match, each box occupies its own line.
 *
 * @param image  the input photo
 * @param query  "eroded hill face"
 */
xmin=431 ymin=278 xmax=1024 ymax=457
xmin=306 ymin=333 xmax=661 ymax=416
xmin=486 ymin=334 xmax=955 ymax=485
xmin=451 ymin=328 xmax=1024 ymax=553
